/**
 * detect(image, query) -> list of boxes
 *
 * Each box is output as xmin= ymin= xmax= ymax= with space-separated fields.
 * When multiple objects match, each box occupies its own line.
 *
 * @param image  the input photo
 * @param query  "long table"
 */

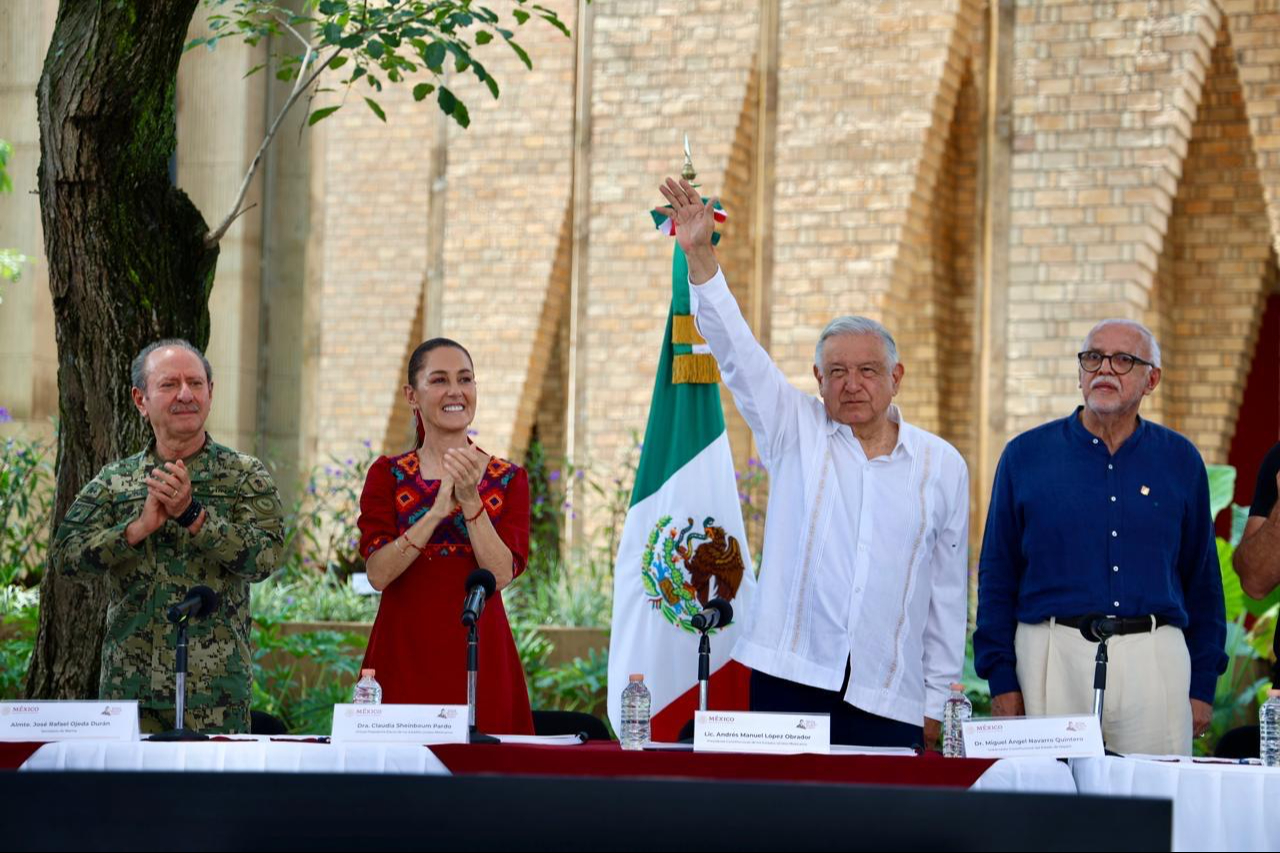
xmin=2 ymin=737 xmax=1073 ymax=794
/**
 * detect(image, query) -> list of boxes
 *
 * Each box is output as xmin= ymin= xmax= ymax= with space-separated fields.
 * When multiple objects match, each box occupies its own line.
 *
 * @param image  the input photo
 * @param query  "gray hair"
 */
xmin=130 ymin=339 xmax=213 ymax=392
xmin=1082 ymin=319 xmax=1162 ymax=369
xmin=815 ymin=316 xmax=899 ymax=370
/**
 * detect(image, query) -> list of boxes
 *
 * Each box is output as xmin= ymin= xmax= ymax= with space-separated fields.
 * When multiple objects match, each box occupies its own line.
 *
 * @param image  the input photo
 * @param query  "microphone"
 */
xmin=1078 ymin=613 xmax=1120 ymax=643
xmin=167 ymin=586 xmax=219 ymax=624
xmin=461 ymin=569 xmax=497 ymax=627
xmin=691 ymin=597 xmax=733 ymax=633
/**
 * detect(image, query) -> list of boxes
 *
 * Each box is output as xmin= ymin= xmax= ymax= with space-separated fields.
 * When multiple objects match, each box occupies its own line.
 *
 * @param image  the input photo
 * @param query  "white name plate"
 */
xmin=694 ymin=710 xmax=831 ymax=755
xmin=962 ymin=714 xmax=1104 ymax=758
xmin=330 ymin=704 xmax=468 ymax=744
xmin=0 ymin=700 xmax=139 ymax=742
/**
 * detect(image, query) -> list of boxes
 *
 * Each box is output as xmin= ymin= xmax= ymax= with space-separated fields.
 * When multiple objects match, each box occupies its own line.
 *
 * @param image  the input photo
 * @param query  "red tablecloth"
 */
xmin=5 ymin=739 xmax=997 ymax=789
xmin=0 ymin=742 xmax=45 ymax=769
xmin=430 ymin=741 xmax=996 ymax=788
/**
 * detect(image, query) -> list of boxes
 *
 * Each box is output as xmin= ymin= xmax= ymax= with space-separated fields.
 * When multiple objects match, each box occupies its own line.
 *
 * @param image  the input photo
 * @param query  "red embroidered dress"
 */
xmin=357 ymin=450 xmax=534 ymax=734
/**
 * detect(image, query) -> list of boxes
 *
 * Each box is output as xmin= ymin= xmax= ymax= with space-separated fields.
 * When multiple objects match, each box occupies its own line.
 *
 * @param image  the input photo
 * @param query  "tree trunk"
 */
xmin=26 ymin=0 xmax=218 ymax=699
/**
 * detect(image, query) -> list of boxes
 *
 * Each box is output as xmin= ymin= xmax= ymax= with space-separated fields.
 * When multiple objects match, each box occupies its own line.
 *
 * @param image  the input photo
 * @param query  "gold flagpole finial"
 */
xmin=681 ymin=134 xmax=697 ymax=183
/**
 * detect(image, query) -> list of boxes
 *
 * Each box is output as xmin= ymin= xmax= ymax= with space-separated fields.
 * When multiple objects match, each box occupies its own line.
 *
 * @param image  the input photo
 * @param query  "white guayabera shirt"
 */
xmin=691 ymin=268 xmax=970 ymax=725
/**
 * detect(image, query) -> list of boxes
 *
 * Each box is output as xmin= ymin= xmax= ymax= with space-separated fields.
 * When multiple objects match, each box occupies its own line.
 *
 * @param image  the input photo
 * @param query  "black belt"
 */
xmin=1055 ymin=614 xmax=1171 ymax=635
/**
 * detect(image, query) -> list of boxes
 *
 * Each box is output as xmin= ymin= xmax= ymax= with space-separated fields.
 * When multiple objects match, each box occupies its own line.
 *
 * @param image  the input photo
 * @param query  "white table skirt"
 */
xmin=1072 ymin=755 xmax=1280 ymax=852
xmin=971 ymin=757 xmax=1078 ymax=794
xmin=19 ymin=736 xmax=451 ymax=776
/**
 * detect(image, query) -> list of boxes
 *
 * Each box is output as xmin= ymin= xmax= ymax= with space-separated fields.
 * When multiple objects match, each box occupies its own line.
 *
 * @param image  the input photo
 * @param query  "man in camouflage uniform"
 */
xmin=51 ymin=339 xmax=283 ymax=734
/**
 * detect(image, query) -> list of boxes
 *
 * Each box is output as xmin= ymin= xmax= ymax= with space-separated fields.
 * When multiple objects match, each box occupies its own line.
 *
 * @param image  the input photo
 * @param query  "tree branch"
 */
xmin=204 ymin=43 xmax=337 ymax=248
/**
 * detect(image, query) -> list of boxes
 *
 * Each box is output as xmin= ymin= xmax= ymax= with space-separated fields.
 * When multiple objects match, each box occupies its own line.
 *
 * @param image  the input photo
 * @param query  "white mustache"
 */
xmin=1090 ymin=377 xmax=1121 ymax=392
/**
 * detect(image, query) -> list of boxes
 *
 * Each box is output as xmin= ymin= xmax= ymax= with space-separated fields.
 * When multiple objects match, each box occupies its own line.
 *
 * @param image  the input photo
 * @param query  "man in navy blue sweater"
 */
xmin=974 ymin=319 xmax=1227 ymax=755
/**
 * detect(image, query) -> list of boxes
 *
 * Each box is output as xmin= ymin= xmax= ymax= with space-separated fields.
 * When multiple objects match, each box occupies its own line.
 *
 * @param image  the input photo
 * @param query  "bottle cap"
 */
xmin=361 ymin=669 xmax=376 ymax=677
xmin=950 ymin=682 xmax=965 ymax=692
xmin=629 ymin=674 xmax=644 ymax=682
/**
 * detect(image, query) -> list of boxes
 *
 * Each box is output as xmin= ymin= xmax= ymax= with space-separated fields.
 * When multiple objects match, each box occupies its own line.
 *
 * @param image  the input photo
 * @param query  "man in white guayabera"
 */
xmin=656 ymin=177 xmax=970 ymax=748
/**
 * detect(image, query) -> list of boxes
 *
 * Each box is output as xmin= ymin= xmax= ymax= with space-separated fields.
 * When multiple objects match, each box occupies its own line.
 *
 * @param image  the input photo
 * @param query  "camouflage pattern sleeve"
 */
xmin=188 ymin=456 xmax=284 ymax=582
xmin=50 ymin=471 xmax=144 ymax=577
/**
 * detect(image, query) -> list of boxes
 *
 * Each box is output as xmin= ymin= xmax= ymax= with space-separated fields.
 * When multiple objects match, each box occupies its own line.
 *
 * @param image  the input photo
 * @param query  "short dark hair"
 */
xmin=407 ymin=338 xmax=473 ymax=387
xmin=130 ymin=339 xmax=213 ymax=393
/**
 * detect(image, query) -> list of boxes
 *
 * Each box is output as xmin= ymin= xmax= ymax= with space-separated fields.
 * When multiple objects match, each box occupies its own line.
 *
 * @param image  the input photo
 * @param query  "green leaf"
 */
xmin=1219 ymin=537 xmax=1245 ymax=621
xmin=317 ymin=0 xmax=346 ymax=14
xmin=452 ymin=101 xmax=470 ymax=128
xmin=424 ymin=41 xmax=446 ymax=72
xmin=339 ymin=33 xmax=364 ymax=49
xmin=505 ymin=37 xmax=531 ymax=69
xmin=364 ymin=97 xmax=387 ymax=122
xmin=322 ymin=22 xmax=342 ymax=44
xmin=367 ymin=39 xmax=385 ymax=59
xmin=1243 ymin=585 xmax=1280 ymax=619
xmin=327 ymin=55 xmax=348 ymax=70
xmin=437 ymin=85 xmax=457 ymax=115
xmin=381 ymin=32 xmax=401 ymax=49
xmin=243 ymin=62 xmax=267 ymax=79
xmin=1231 ymin=503 xmax=1250 ymax=547
xmin=412 ymin=83 xmax=435 ymax=101
xmin=475 ymin=31 xmax=493 ymax=45
xmin=349 ymin=66 xmax=367 ymax=83
xmin=537 ymin=11 xmax=571 ymax=38
xmin=184 ymin=37 xmax=206 ymax=52
xmin=1207 ymin=463 xmax=1236 ymax=522
xmin=474 ymin=61 xmax=498 ymax=98
xmin=307 ymin=106 xmax=341 ymax=126
xmin=513 ymin=9 xmax=530 ymax=24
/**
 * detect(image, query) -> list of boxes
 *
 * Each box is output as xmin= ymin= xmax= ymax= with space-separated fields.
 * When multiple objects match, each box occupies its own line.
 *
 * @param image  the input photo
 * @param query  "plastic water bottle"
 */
xmin=620 ymin=673 xmax=651 ymax=750
xmin=1260 ymin=689 xmax=1280 ymax=767
xmin=352 ymin=668 xmax=383 ymax=705
xmin=942 ymin=682 xmax=972 ymax=758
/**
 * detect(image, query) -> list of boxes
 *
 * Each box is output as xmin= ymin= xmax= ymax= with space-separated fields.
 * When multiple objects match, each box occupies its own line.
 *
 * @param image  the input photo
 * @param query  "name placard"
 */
xmin=0 ymin=700 xmax=139 ymax=742
xmin=962 ymin=715 xmax=1105 ymax=758
xmin=330 ymin=704 xmax=468 ymax=744
xmin=694 ymin=710 xmax=831 ymax=754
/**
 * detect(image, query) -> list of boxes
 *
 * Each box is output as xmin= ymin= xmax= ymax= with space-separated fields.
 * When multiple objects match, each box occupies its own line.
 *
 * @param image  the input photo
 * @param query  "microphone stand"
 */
xmin=1091 ymin=637 xmax=1109 ymax=722
xmin=149 ymin=615 xmax=209 ymax=742
xmin=466 ymin=620 xmax=499 ymax=744
xmin=697 ymin=631 xmax=711 ymax=712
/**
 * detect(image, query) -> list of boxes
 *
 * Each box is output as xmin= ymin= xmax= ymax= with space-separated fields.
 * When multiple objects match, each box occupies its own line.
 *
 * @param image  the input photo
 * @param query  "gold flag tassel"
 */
xmin=673 ymin=353 xmax=720 ymax=384
xmin=671 ymin=314 xmax=720 ymax=383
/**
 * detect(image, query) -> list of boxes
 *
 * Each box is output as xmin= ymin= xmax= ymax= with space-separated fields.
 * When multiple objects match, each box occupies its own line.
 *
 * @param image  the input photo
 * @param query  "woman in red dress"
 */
xmin=357 ymin=338 xmax=534 ymax=734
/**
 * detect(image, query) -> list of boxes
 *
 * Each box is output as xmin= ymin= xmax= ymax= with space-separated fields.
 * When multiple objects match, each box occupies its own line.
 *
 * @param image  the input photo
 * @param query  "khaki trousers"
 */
xmin=1014 ymin=618 xmax=1193 ymax=756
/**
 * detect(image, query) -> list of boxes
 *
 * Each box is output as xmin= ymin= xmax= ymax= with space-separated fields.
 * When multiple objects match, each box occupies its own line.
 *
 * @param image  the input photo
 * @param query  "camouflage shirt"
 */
xmin=51 ymin=436 xmax=284 ymax=734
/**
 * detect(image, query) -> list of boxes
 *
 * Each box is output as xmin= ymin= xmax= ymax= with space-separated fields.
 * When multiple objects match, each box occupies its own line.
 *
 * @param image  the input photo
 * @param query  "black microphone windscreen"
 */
xmin=708 ymin=597 xmax=733 ymax=627
xmin=190 ymin=585 xmax=220 ymax=618
xmin=465 ymin=569 xmax=497 ymax=599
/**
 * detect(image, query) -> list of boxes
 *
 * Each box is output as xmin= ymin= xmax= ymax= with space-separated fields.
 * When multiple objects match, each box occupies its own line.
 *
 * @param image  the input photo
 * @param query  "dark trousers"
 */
xmin=749 ymin=667 xmax=924 ymax=748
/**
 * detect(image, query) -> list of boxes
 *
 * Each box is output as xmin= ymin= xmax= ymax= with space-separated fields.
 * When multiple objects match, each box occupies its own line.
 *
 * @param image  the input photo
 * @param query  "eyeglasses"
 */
xmin=1077 ymin=351 xmax=1155 ymax=375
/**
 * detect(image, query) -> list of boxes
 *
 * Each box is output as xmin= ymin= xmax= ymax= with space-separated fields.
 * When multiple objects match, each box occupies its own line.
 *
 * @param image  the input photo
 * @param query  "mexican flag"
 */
xmin=606 ymin=215 xmax=757 ymax=741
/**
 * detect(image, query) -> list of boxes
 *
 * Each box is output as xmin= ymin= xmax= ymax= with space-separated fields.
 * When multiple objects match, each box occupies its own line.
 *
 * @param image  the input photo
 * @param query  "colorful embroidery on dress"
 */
xmin=386 ymin=451 xmax=519 ymax=557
